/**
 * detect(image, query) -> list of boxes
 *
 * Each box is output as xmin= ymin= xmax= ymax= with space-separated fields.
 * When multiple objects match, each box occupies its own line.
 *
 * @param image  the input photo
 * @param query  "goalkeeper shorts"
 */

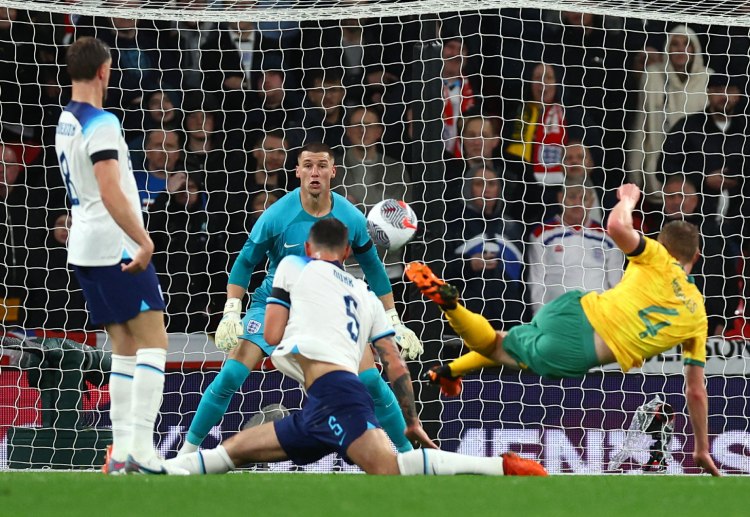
xmin=502 ymin=290 xmax=598 ymax=379
xmin=72 ymin=260 xmax=165 ymax=326
xmin=240 ymin=302 xmax=275 ymax=356
xmin=274 ymin=370 xmax=381 ymax=465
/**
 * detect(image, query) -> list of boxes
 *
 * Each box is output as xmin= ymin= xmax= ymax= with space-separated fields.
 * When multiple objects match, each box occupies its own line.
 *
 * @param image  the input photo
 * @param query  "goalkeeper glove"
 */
xmin=386 ymin=308 xmax=423 ymax=360
xmin=214 ymin=298 xmax=244 ymax=352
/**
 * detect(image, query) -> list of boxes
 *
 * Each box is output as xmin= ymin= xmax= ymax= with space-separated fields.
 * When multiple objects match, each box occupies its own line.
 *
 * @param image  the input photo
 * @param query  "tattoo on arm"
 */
xmin=373 ymin=337 xmax=418 ymax=424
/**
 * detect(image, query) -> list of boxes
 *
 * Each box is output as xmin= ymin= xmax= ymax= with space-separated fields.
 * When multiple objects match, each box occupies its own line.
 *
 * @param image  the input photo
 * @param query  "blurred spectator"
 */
xmin=562 ymin=141 xmax=605 ymax=222
xmin=527 ymin=177 xmax=623 ymax=314
xmin=445 ymin=113 xmax=501 ymax=188
xmin=127 ymin=89 xmax=181 ymax=166
xmin=245 ymin=66 xmax=304 ymax=151
xmin=301 ymin=69 xmax=348 ymax=156
xmin=333 ymin=105 xmax=410 ymax=282
xmin=445 ymin=166 xmax=526 ymax=326
xmin=101 ymin=16 xmax=166 ymax=130
xmin=628 ymin=25 xmax=711 ymax=201
xmin=134 ymin=129 xmax=184 ymax=210
xmin=333 ymin=106 xmax=409 ymax=212
xmin=148 ymin=172 xmax=225 ymax=332
xmin=222 ymin=132 xmax=289 ymax=252
xmin=662 ymin=73 xmax=748 ymax=230
xmin=25 ymin=211 xmax=89 ymax=330
xmin=0 ymin=146 xmax=32 ymax=323
xmin=545 ymin=12 xmax=634 ymax=181
xmin=644 ymin=176 xmax=739 ymax=336
xmin=0 ymin=8 xmax=38 ymax=142
xmin=441 ymin=37 xmax=477 ymax=158
xmin=503 ymin=62 xmax=566 ymax=222
xmin=183 ymin=95 xmax=243 ymax=175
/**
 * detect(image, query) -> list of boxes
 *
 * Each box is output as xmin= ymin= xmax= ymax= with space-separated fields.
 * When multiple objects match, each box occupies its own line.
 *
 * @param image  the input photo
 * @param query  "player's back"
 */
xmin=581 ymin=237 xmax=707 ymax=371
xmin=270 ymin=256 xmax=392 ymax=384
xmin=55 ymin=101 xmax=142 ymax=266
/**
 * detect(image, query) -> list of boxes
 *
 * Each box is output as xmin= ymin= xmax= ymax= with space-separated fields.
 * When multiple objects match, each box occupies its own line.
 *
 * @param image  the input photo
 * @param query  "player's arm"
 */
xmin=94 ymin=159 xmax=153 ymax=274
xmin=214 ymin=219 xmax=274 ymax=351
xmin=263 ymin=303 xmax=289 ymax=346
xmin=607 ymin=183 xmax=642 ymax=255
xmin=684 ymin=363 xmax=720 ymax=476
xmin=354 ymin=236 xmax=423 ymax=359
xmin=371 ymin=334 xmax=437 ymax=449
xmin=263 ymin=256 xmax=299 ymax=346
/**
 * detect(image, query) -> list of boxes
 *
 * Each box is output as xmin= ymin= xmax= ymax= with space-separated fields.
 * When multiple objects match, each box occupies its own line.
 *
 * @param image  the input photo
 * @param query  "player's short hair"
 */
xmin=658 ymin=220 xmax=700 ymax=264
xmin=66 ymin=37 xmax=111 ymax=81
xmin=298 ymin=142 xmax=334 ymax=162
xmin=308 ymin=218 xmax=349 ymax=251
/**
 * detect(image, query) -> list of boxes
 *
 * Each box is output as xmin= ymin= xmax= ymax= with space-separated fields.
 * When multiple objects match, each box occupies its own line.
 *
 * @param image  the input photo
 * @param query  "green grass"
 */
xmin=0 ymin=472 xmax=746 ymax=517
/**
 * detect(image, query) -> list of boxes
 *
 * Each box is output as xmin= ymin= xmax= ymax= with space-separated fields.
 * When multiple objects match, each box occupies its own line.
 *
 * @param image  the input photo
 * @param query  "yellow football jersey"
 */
xmin=580 ymin=236 xmax=707 ymax=371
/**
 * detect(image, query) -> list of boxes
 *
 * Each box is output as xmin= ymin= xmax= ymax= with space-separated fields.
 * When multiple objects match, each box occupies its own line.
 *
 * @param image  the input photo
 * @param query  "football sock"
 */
xmin=359 ymin=368 xmax=413 ymax=453
xmin=131 ymin=348 xmax=167 ymax=460
xmin=168 ymin=446 xmax=235 ymax=474
xmin=109 ymin=354 xmax=136 ymax=462
xmin=184 ymin=359 xmax=250 ymax=449
xmin=443 ymin=304 xmax=498 ymax=357
xmin=447 ymin=352 xmax=499 ymax=377
xmin=397 ymin=449 xmax=504 ymax=476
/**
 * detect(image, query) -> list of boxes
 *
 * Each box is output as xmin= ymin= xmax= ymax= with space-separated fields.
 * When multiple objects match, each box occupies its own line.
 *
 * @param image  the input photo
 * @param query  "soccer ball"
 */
xmin=366 ymin=199 xmax=418 ymax=251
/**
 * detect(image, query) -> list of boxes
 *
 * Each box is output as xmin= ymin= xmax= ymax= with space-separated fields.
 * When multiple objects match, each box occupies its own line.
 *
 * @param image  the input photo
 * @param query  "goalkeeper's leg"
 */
xmin=179 ymin=339 xmax=261 ymax=455
xmin=359 ymin=346 xmax=413 ymax=453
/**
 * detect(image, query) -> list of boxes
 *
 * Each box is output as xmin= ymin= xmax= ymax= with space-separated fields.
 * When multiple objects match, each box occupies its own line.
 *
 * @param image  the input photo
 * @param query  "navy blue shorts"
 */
xmin=274 ymin=370 xmax=381 ymax=465
xmin=71 ymin=261 xmax=165 ymax=326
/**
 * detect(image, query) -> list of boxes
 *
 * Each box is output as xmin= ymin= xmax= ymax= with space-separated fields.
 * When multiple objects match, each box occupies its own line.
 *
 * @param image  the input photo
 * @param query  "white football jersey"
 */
xmin=269 ymin=256 xmax=395 ymax=384
xmin=55 ymin=101 xmax=143 ymax=266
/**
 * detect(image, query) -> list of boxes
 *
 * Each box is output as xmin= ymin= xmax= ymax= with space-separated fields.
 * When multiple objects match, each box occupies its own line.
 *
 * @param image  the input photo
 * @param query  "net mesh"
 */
xmin=1 ymin=1 xmax=749 ymax=473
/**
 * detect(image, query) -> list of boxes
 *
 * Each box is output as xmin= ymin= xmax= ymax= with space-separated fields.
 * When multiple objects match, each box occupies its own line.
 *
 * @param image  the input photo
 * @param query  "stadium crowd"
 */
xmin=0 ymin=6 xmax=748 ymax=338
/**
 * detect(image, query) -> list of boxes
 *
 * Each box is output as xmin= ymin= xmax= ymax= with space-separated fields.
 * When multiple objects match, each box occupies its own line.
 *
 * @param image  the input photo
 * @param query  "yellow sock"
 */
xmin=448 ymin=352 xmax=499 ymax=377
xmin=444 ymin=304 xmax=498 ymax=356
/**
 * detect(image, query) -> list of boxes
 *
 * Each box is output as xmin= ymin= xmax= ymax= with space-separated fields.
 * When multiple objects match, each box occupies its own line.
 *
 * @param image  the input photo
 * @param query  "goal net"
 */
xmin=1 ymin=0 xmax=749 ymax=474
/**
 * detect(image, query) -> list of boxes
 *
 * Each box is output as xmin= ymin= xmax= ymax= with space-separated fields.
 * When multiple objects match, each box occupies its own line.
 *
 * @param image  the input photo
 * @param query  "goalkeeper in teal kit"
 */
xmin=179 ymin=142 xmax=423 ymax=455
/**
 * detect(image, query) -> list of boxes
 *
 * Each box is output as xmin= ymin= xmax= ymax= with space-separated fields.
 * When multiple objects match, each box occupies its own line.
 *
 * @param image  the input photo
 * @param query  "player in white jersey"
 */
xmin=166 ymin=218 xmax=547 ymax=476
xmin=55 ymin=37 xmax=181 ymax=475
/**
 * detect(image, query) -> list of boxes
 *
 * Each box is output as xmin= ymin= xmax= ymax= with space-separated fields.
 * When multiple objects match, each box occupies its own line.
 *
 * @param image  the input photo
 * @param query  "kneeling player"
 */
xmin=167 ymin=219 xmax=546 ymax=476
xmin=407 ymin=184 xmax=719 ymax=476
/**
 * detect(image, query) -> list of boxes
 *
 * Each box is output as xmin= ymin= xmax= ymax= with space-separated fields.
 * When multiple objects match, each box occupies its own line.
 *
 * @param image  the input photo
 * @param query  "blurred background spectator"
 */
xmin=527 ymin=177 xmax=623 ymax=314
xmin=134 ymin=129 xmax=184 ymax=210
xmin=445 ymin=165 xmax=526 ymax=327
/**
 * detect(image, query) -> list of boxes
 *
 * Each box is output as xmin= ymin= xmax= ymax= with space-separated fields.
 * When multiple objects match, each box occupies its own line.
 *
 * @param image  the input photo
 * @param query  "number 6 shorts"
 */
xmin=502 ymin=290 xmax=599 ymax=379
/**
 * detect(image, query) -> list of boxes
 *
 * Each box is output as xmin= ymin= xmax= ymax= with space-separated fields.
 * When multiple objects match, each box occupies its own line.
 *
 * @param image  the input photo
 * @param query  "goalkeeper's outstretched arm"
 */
xmin=685 ymin=363 xmax=720 ymax=476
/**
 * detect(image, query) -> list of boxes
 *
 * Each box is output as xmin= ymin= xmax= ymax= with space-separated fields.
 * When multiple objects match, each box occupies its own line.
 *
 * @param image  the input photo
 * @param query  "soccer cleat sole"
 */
xmin=404 ymin=262 xmax=458 ymax=308
xmin=423 ymin=366 xmax=463 ymax=397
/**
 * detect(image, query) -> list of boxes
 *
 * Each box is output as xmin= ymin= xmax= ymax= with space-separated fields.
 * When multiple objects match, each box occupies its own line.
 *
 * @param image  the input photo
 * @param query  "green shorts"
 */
xmin=503 ymin=291 xmax=598 ymax=379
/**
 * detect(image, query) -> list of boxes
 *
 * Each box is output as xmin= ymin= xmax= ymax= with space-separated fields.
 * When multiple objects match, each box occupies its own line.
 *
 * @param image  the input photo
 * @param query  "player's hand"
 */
xmin=405 ymin=423 xmax=438 ymax=449
xmin=693 ymin=450 xmax=721 ymax=476
xmin=122 ymin=239 xmax=154 ymax=275
xmin=386 ymin=309 xmax=423 ymax=360
xmin=617 ymin=183 xmax=641 ymax=205
xmin=215 ymin=298 xmax=244 ymax=352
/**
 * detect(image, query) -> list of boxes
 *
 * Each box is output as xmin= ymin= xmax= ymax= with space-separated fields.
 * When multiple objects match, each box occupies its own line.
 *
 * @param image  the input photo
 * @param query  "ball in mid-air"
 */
xmin=366 ymin=199 xmax=418 ymax=251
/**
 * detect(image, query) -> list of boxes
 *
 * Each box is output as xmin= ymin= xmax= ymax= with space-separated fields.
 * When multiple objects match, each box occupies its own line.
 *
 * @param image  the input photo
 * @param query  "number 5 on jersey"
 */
xmin=344 ymin=295 xmax=360 ymax=341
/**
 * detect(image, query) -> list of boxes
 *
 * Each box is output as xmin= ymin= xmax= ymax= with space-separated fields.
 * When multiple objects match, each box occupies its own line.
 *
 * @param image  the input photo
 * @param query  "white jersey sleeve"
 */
xmin=267 ymin=255 xmax=306 ymax=309
xmin=367 ymin=290 xmax=396 ymax=344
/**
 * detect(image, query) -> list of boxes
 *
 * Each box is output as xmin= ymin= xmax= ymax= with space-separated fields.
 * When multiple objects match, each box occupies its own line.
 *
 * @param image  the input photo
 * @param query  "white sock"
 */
xmin=167 ymin=446 xmax=234 ymax=474
xmin=178 ymin=441 xmax=199 ymax=456
xmin=109 ymin=355 xmax=136 ymax=462
xmin=130 ymin=348 xmax=167 ymax=459
xmin=397 ymin=449 xmax=504 ymax=476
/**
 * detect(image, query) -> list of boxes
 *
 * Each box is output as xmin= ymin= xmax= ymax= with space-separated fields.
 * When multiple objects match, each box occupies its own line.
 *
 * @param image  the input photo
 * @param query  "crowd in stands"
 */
xmin=0 ymin=7 xmax=748 ymax=339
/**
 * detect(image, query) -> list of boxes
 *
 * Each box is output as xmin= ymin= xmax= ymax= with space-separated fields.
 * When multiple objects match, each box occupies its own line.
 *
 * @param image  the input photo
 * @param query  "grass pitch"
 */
xmin=0 ymin=472 xmax=746 ymax=517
